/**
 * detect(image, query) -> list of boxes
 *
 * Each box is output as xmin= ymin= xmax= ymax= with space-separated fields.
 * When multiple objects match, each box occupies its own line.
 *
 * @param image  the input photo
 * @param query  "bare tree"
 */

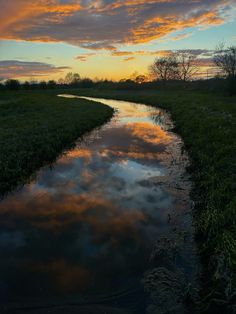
xmin=58 ymin=77 xmax=65 ymax=85
xmin=150 ymin=52 xmax=199 ymax=82
xmin=214 ymin=44 xmax=236 ymax=79
xmin=149 ymin=56 xmax=179 ymax=82
xmin=214 ymin=44 xmax=236 ymax=95
xmin=64 ymin=72 xmax=81 ymax=85
xmin=176 ymin=52 xmax=198 ymax=81
xmin=5 ymin=79 xmax=21 ymax=90
xmin=135 ymin=75 xmax=147 ymax=84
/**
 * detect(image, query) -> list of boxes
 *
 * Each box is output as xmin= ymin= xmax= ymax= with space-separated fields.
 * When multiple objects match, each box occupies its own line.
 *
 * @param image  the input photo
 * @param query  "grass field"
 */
xmin=0 ymin=91 xmax=114 ymax=197
xmin=61 ymin=88 xmax=236 ymax=313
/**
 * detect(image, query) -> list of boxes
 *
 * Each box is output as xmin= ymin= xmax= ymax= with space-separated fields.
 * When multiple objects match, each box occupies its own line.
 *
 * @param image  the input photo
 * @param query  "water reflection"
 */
xmin=0 ymin=96 xmax=195 ymax=312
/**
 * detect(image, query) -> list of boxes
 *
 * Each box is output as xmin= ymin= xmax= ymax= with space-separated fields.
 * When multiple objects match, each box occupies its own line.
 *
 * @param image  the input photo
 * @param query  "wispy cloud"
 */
xmin=123 ymin=57 xmax=135 ymax=62
xmin=0 ymin=0 xmax=235 ymax=49
xmin=111 ymin=49 xmax=214 ymax=58
xmin=111 ymin=51 xmax=136 ymax=56
xmin=0 ymin=60 xmax=70 ymax=80
xmin=169 ymin=32 xmax=193 ymax=41
xmin=75 ymin=53 xmax=96 ymax=61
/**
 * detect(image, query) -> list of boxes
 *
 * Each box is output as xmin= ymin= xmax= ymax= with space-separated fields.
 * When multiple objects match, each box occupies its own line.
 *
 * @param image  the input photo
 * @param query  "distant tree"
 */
xmin=64 ymin=72 xmax=81 ymax=85
xmin=119 ymin=78 xmax=131 ymax=83
xmin=214 ymin=44 xmax=236 ymax=94
xmin=58 ymin=77 xmax=65 ymax=85
xmin=47 ymin=80 xmax=56 ymax=89
xmin=79 ymin=78 xmax=94 ymax=88
xmin=39 ymin=81 xmax=47 ymax=89
xmin=22 ymin=81 xmax=30 ymax=89
xmin=124 ymin=79 xmax=134 ymax=83
xmin=5 ymin=79 xmax=21 ymax=90
xmin=64 ymin=72 xmax=73 ymax=84
xmin=149 ymin=56 xmax=179 ymax=82
xmin=176 ymin=52 xmax=198 ymax=81
xmin=130 ymin=71 xmax=139 ymax=81
xmin=214 ymin=44 xmax=236 ymax=78
xmin=135 ymin=75 xmax=147 ymax=84
xmin=28 ymin=79 xmax=39 ymax=89
xmin=72 ymin=73 xmax=81 ymax=85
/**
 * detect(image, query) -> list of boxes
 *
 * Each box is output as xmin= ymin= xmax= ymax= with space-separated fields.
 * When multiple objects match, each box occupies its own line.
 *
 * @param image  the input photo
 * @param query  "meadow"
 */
xmin=0 ymin=91 xmax=113 ymax=197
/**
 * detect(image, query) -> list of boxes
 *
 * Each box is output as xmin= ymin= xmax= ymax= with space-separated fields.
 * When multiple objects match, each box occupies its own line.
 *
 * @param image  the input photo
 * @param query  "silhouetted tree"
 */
xmin=149 ymin=56 xmax=179 ymax=82
xmin=64 ymin=72 xmax=81 ymax=85
xmin=39 ymin=81 xmax=47 ymax=89
xmin=176 ymin=52 xmax=198 ymax=82
xmin=214 ymin=44 xmax=236 ymax=94
xmin=28 ymin=80 xmax=39 ymax=89
xmin=79 ymin=78 xmax=94 ymax=88
xmin=22 ymin=81 xmax=30 ymax=89
xmin=214 ymin=44 xmax=236 ymax=78
xmin=135 ymin=75 xmax=147 ymax=84
xmin=58 ymin=77 xmax=65 ymax=85
xmin=5 ymin=79 xmax=21 ymax=90
xmin=47 ymin=80 xmax=56 ymax=89
xmin=150 ymin=53 xmax=199 ymax=83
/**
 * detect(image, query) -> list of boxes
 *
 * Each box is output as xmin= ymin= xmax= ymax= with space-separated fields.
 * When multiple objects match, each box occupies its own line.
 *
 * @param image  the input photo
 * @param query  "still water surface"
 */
xmin=0 ymin=96 xmax=197 ymax=313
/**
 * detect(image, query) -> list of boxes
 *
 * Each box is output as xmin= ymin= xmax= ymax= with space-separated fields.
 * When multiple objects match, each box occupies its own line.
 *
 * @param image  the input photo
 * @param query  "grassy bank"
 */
xmin=64 ymin=88 xmax=236 ymax=313
xmin=0 ymin=91 xmax=113 ymax=196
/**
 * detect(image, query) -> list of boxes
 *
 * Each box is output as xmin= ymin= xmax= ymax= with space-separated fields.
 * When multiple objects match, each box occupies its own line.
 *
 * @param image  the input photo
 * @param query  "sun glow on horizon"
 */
xmin=0 ymin=0 xmax=235 ymax=81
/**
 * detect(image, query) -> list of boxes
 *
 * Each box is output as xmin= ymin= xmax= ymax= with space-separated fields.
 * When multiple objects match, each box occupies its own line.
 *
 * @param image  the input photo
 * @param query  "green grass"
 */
xmin=0 ymin=91 xmax=114 ymax=196
xmin=63 ymin=88 xmax=236 ymax=313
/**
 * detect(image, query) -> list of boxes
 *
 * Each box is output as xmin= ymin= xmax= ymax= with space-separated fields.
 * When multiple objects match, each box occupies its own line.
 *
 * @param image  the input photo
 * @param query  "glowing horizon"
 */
xmin=0 ymin=0 xmax=236 ymax=81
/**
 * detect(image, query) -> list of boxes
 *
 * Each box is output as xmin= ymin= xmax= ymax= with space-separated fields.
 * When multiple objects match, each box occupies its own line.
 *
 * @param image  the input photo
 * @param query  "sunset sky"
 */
xmin=0 ymin=0 xmax=236 ymax=81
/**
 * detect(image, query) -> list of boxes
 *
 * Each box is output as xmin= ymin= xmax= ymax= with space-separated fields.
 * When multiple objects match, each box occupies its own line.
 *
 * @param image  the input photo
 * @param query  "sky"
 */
xmin=0 ymin=0 xmax=236 ymax=81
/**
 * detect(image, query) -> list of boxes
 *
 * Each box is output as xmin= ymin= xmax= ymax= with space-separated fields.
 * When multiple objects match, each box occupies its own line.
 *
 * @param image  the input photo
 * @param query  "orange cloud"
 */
xmin=66 ymin=148 xmax=92 ymax=160
xmin=110 ymin=49 xmax=214 ymax=59
xmin=75 ymin=53 xmax=96 ymax=61
xmin=0 ymin=1 xmax=81 ymax=36
xmin=130 ymin=10 xmax=225 ymax=44
xmin=100 ymin=149 xmax=161 ymax=160
xmin=111 ymin=51 xmax=134 ymax=56
xmin=111 ymin=49 xmax=176 ymax=59
xmin=96 ymin=120 xmax=172 ymax=162
xmin=0 ymin=0 xmax=234 ymax=48
xmin=127 ymin=122 xmax=172 ymax=145
xmin=170 ymin=33 xmax=193 ymax=41
xmin=123 ymin=57 xmax=135 ymax=62
xmin=0 ymin=191 xmax=146 ymax=234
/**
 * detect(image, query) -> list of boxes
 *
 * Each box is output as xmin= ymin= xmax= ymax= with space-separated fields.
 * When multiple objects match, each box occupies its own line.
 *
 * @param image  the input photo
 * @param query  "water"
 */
xmin=0 ymin=96 xmax=198 ymax=313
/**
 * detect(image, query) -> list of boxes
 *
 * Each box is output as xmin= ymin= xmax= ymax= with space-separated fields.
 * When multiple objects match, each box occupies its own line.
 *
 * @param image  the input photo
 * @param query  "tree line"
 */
xmin=1 ymin=44 xmax=235 ymax=95
xmin=0 ymin=73 xmax=95 ymax=91
xmin=149 ymin=52 xmax=198 ymax=82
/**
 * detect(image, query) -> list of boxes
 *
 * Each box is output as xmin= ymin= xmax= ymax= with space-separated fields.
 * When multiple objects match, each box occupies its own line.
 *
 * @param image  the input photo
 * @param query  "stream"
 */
xmin=0 ymin=96 xmax=198 ymax=314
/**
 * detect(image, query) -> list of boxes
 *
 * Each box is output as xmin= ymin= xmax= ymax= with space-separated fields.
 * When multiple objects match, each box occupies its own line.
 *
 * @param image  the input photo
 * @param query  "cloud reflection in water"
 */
xmin=0 ymin=98 xmax=191 ymax=307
